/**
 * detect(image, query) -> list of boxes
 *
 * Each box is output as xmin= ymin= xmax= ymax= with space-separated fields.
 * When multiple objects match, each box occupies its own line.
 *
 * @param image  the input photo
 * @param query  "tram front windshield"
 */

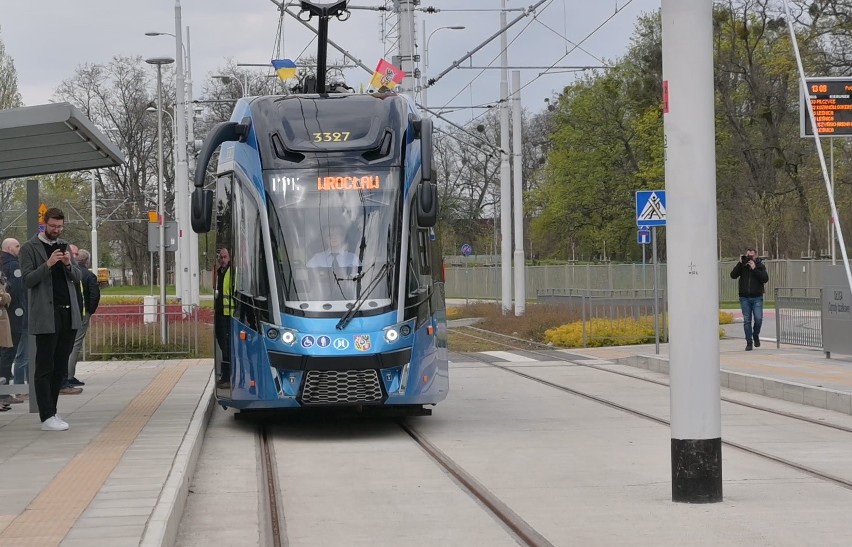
xmin=265 ymin=168 xmax=400 ymax=315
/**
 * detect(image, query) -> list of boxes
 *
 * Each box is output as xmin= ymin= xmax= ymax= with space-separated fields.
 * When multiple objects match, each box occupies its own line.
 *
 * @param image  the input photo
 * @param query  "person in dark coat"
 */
xmin=1 ymin=238 xmax=28 ymax=403
xmin=65 ymin=247 xmax=100 ymax=389
xmin=730 ymin=246 xmax=769 ymax=351
xmin=20 ymin=208 xmax=82 ymax=431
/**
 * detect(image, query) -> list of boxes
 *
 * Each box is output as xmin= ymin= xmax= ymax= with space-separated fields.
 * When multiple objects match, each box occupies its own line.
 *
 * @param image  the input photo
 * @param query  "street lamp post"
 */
xmin=422 ymin=25 xmax=465 ymax=113
xmin=145 ymin=56 xmax=174 ymax=344
xmin=146 ymin=4 xmax=195 ymax=312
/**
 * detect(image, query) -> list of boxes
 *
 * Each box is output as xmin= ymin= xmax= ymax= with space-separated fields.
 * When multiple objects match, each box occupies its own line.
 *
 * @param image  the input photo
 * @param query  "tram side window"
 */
xmin=233 ymin=177 xmax=270 ymax=327
xmin=215 ymin=174 xmax=234 ymax=289
xmin=407 ymin=216 xmax=432 ymax=298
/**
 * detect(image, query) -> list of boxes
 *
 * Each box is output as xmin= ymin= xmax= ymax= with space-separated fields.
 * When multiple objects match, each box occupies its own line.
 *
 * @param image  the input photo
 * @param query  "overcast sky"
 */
xmin=1 ymin=0 xmax=660 ymax=123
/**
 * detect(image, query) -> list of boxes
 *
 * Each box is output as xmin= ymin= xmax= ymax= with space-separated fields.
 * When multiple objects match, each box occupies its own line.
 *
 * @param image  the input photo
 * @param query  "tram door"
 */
xmin=213 ymin=173 xmax=234 ymax=389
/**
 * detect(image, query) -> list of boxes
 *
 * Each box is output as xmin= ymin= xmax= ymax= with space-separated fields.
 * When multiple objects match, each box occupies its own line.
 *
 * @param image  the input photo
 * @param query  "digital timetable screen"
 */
xmin=801 ymin=77 xmax=852 ymax=137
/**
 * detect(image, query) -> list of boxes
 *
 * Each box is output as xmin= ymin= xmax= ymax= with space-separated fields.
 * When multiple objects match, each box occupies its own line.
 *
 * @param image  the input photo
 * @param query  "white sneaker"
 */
xmin=41 ymin=415 xmax=69 ymax=431
xmin=55 ymin=414 xmax=69 ymax=427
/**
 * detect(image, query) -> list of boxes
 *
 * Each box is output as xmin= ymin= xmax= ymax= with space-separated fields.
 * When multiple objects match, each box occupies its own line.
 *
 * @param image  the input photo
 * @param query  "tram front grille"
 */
xmin=300 ymin=369 xmax=384 ymax=405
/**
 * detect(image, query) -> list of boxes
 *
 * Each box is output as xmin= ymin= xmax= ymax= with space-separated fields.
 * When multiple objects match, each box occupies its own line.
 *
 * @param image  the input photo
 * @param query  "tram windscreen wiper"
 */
xmin=335 ymin=261 xmax=391 ymax=330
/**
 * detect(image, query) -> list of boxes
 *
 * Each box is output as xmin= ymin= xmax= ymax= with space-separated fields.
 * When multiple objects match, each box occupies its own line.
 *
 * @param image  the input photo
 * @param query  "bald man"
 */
xmin=1 ymin=238 xmax=28 ymax=400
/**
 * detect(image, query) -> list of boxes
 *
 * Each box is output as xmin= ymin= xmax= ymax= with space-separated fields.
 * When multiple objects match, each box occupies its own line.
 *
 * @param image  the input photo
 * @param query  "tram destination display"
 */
xmin=801 ymin=77 xmax=852 ymax=137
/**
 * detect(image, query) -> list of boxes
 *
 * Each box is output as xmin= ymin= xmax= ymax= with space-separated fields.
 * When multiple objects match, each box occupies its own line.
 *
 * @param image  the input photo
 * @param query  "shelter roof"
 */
xmin=0 ymin=102 xmax=124 ymax=180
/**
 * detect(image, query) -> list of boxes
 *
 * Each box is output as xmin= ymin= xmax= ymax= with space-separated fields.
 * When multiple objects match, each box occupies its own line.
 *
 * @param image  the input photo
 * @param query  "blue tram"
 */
xmin=190 ymin=91 xmax=448 ymax=413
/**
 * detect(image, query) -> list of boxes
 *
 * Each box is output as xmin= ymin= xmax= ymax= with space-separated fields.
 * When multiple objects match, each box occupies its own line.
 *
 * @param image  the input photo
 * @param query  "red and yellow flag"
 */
xmin=370 ymin=59 xmax=405 ymax=90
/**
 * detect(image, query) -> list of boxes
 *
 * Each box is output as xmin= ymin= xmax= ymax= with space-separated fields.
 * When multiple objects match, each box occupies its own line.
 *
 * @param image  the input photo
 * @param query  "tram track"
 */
xmin=452 ymin=326 xmax=852 ymax=492
xmin=399 ymin=420 xmax=555 ymax=547
xmin=259 ymin=426 xmax=287 ymax=547
xmin=452 ymin=324 xmax=852 ymax=436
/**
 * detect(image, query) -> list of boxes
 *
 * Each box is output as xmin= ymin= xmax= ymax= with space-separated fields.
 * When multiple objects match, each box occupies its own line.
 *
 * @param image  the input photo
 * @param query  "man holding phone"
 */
xmin=730 ymin=246 xmax=769 ymax=351
xmin=20 ymin=208 xmax=82 ymax=431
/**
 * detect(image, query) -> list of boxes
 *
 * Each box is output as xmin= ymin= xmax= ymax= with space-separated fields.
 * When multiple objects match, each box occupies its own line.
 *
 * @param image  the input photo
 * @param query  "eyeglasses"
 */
xmin=46 ymin=224 xmax=65 ymax=230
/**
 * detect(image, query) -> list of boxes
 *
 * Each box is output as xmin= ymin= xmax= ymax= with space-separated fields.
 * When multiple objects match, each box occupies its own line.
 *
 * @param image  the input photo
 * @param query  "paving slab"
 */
xmin=0 ymin=358 xmax=214 ymax=547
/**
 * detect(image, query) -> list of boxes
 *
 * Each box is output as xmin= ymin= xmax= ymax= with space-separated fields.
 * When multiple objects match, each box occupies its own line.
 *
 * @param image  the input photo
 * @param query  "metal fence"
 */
xmin=537 ymin=288 xmax=668 ymax=347
xmin=83 ymin=305 xmax=200 ymax=359
xmin=445 ymin=259 xmax=830 ymax=303
xmin=774 ymin=287 xmax=823 ymax=349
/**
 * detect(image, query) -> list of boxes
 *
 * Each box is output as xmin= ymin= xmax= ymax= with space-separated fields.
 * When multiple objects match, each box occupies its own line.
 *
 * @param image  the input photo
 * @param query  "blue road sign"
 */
xmin=638 ymin=228 xmax=651 ymax=245
xmin=461 ymin=243 xmax=473 ymax=256
xmin=636 ymin=190 xmax=667 ymax=227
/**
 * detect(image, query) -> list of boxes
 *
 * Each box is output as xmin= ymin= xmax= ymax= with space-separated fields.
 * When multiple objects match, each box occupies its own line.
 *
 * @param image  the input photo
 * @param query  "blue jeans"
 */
xmin=739 ymin=296 xmax=763 ymax=341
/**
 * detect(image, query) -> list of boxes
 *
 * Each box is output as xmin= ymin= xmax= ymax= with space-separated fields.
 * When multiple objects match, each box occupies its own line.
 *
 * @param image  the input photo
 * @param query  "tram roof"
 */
xmin=0 ymin=102 xmax=124 ymax=180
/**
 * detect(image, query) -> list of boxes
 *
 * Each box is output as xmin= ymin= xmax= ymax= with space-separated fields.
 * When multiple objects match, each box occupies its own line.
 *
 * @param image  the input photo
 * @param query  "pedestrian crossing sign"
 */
xmin=635 ymin=190 xmax=666 ymax=227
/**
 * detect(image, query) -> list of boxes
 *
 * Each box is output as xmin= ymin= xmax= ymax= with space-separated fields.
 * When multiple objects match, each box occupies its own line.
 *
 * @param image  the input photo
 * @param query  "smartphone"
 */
xmin=56 ymin=242 xmax=68 ymax=253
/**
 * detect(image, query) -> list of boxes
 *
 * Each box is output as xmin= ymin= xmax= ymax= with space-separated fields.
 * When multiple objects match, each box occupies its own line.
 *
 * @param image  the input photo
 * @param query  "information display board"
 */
xmin=801 ymin=77 xmax=852 ymax=137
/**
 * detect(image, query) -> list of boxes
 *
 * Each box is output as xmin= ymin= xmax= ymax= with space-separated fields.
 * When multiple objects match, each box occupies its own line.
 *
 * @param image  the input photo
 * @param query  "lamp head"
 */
xmin=145 ymin=57 xmax=175 ymax=66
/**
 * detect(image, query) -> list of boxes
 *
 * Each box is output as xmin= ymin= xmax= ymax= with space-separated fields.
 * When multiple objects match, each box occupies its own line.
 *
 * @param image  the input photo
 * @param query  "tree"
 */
xmin=54 ymin=56 xmax=168 ymax=285
xmin=0 ymin=26 xmax=24 ymax=237
xmin=530 ymin=10 xmax=666 ymax=263
xmin=0 ymin=26 xmax=21 ymax=110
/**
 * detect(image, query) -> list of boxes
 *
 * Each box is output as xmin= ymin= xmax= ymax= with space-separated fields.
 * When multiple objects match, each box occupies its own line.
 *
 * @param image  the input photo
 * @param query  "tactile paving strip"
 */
xmin=0 ymin=362 xmax=191 ymax=547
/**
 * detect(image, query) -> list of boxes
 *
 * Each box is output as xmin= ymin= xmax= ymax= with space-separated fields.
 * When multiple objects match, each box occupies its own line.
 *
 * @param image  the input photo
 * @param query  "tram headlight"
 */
xmin=384 ymin=327 xmax=399 ymax=343
xmin=280 ymin=329 xmax=298 ymax=346
xmin=267 ymin=328 xmax=280 ymax=340
xmin=400 ymin=324 xmax=411 ymax=337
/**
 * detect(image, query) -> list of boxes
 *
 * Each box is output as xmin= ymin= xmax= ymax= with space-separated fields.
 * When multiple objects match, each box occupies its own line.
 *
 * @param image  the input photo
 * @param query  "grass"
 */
xmin=448 ymin=303 xmax=580 ymax=352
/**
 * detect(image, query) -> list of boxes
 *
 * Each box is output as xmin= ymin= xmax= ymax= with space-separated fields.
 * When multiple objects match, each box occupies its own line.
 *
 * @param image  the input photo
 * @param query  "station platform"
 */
xmin=2 ymin=338 xmax=851 ymax=546
xmin=0 ymin=359 xmax=214 ymax=547
xmin=567 ymin=338 xmax=852 ymax=414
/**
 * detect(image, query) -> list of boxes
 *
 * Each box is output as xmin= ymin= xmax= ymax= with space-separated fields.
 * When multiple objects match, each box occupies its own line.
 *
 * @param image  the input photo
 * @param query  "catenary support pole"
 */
xmin=662 ymin=0 xmax=723 ymax=503
xmin=512 ymin=70 xmax=525 ymax=316
xmin=90 ymin=170 xmax=98 ymax=274
xmin=499 ymin=0 xmax=512 ymax=314
xmin=186 ymin=26 xmax=200 ymax=306
xmin=175 ymin=1 xmax=191 ymax=314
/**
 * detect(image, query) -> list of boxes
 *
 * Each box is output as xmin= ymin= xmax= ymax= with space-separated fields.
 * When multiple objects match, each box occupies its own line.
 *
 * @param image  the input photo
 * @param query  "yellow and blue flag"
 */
xmin=272 ymin=59 xmax=298 ymax=81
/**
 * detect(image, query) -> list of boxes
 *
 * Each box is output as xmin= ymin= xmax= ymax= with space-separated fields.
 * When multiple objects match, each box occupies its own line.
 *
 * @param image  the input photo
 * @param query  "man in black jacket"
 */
xmin=1 ymin=238 xmax=28 ymax=401
xmin=64 ymin=247 xmax=100 ymax=390
xmin=730 ymin=247 xmax=769 ymax=351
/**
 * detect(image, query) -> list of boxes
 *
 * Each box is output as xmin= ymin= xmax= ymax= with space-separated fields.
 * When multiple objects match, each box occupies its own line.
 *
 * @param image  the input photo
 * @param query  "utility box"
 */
xmin=821 ymin=266 xmax=852 ymax=358
xmin=143 ymin=296 xmax=158 ymax=324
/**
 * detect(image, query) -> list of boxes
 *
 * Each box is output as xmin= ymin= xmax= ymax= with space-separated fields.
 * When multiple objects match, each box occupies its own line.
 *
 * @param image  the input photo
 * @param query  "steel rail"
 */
xmin=454 ymin=334 xmax=852 ymax=492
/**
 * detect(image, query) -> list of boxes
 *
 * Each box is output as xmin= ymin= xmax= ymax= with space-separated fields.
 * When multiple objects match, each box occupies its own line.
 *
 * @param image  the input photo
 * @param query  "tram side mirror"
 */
xmin=419 ymin=117 xmax=433 ymax=182
xmin=191 ymin=188 xmax=214 ymax=233
xmin=193 ymin=120 xmax=251 ymax=188
xmin=416 ymin=181 xmax=438 ymax=228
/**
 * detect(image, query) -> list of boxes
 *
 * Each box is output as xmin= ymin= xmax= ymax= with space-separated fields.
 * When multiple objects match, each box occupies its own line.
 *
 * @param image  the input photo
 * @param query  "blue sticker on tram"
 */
xmin=317 ymin=335 xmax=331 ymax=348
xmin=301 ymin=335 xmax=315 ymax=348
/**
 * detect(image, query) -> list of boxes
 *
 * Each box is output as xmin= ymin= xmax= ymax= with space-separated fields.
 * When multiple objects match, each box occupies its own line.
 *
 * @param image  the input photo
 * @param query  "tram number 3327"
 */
xmin=313 ymin=132 xmax=351 ymax=142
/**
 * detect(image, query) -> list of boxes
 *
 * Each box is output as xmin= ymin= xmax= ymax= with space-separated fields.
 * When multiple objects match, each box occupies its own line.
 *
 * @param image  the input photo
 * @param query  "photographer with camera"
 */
xmin=730 ymin=247 xmax=769 ymax=351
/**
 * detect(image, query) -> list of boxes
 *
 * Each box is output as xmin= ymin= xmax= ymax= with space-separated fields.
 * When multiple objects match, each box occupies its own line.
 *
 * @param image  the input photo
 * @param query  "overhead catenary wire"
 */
xmin=433 ymin=0 xmax=555 ymax=114
xmin=461 ymin=0 xmax=635 ymax=130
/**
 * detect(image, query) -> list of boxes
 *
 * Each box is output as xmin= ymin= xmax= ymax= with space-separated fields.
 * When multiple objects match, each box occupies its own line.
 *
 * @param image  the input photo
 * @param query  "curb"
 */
xmin=618 ymin=354 xmax=852 ymax=416
xmin=140 ymin=370 xmax=216 ymax=547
